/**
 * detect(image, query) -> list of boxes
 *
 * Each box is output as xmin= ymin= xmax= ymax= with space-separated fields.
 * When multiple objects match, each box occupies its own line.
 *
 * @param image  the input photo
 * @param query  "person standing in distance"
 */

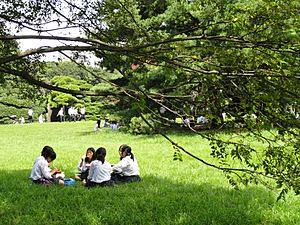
xmin=57 ymin=107 xmax=65 ymax=122
xmin=28 ymin=107 xmax=33 ymax=123
xmin=80 ymin=107 xmax=86 ymax=121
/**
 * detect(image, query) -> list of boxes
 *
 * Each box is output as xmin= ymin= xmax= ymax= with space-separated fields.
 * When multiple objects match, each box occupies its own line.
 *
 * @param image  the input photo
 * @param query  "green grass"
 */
xmin=0 ymin=122 xmax=299 ymax=225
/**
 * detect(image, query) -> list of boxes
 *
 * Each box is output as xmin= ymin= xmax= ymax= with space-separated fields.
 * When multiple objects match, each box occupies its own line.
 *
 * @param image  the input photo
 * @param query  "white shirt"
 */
xmin=77 ymin=155 xmax=91 ymax=172
xmin=57 ymin=109 xmax=64 ymax=116
xmin=88 ymin=160 xmax=111 ymax=183
xmin=111 ymin=123 xmax=118 ymax=130
xmin=30 ymin=156 xmax=52 ymax=180
xmin=28 ymin=109 xmax=33 ymax=116
xmin=160 ymin=106 xmax=166 ymax=114
xmin=38 ymin=114 xmax=44 ymax=123
xmin=68 ymin=107 xmax=73 ymax=115
xmin=197 ymin=116 xmax=209 ymax=124
xmin=80 ymin=107 xmax=86 ymax=114
xmin=20 ymin=117 xmax=25 ymax=124
xmin=183 ymin=118 xmax=190 ymax=127
xmin=112 ymin=156 xmax=140 ymax=176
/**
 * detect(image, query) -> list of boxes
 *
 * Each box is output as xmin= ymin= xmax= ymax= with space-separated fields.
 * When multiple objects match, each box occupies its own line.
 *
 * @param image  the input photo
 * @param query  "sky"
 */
xmin=18 ymin=25 xmax=83 ymax=62
xmin=8 ymin=0 xmax=99 ymax=65
xmin=16 ymin=19 xmax=99 ymax=65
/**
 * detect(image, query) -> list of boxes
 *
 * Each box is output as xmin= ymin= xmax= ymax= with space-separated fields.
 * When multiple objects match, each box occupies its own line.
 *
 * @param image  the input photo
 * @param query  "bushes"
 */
xmin=127 ymin=114 xmax=157 ymax=135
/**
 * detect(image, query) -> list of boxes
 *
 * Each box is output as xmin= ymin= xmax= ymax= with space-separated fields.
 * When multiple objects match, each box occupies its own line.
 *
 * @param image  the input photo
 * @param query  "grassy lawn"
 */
xmin=0 ymin=122 xmax=299 ymax=225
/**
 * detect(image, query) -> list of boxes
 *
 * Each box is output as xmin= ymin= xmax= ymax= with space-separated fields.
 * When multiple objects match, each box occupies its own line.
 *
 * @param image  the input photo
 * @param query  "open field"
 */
xmin=0 ymin=122 xmax=299 ymax=225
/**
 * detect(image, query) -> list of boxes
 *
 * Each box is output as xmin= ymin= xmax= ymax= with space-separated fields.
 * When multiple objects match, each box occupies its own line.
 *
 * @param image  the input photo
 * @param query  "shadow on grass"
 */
xmin=76 ymin=128 xmax=116 ymax=136
xmin=0 ymin=170 xmax=287 ymax=225
xmin=76 ymin=130 xmax=98 ymax=136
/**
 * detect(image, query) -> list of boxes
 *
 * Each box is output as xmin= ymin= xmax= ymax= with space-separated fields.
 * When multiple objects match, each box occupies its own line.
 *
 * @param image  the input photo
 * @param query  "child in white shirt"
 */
xmin=86 ymin=147 xmax=114 ymax=187
xmin=111 ymin=144 xmax=141 ymax=184
xmin=75 ymin=147 xmax=95 ymax=182
xmin=30 ymin=146 xmax=63 ymax=185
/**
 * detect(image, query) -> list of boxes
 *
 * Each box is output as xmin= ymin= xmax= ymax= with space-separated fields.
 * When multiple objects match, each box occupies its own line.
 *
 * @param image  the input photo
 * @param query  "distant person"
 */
xmin=28 ymin=108 xmax=33 ymax=123
xmin=222 ymin=112 xmax=226 ymax=122
xmin=38 ymin=114 xmax=45 ymax=123
xmin=111 ymin=144 xmax=141 ymax=184
xmin=30 ymin=146 xmax=64 ymax=185
xmin=10 ymin=115 xmax=18 ymax=124
xmin=159 ymin=106 xmax=166 ymax=114
xmin=97 ymin=118 xmax=101 ymax=128
xmin=68 ymin=107 xmax=74 ymax=122
xmin=110 ymin=121 xmax=119 ymax=131
xmin=19 ymin=116 xmax=25 ymax=124
xmin=94 ymin=118 xmax=101 ymax=131
xmin=103 ymin=118 xmax=110 ymax=127
xmin=183 ymin=116 xmax=190 ymax=127
xmin=75 ymin=147 xmax=96 ymax=182
xmin=86 ymin=147 xmax=114 ymax=187
xmin=80 ymin=107 xmax=86 ymax=121
xmin=197 ymin=115 xmax=209 ymax=124
xmin=74 ymin=107 xmax=78 ymax=121
xmin=57 ymin=107 xmax=65 ymax=122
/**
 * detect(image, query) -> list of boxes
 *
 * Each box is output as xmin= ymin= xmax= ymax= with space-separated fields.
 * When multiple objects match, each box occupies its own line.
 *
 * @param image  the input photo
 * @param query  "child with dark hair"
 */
xmin=75 ymin=147 xmax=96 ymax=182
xmin=111 ymin=144 xmax=141 ymax=184
xmin=30 ymin=146 xmax=63 ymax=185
xmin=86 ymin=147 xmax=114 ymax=187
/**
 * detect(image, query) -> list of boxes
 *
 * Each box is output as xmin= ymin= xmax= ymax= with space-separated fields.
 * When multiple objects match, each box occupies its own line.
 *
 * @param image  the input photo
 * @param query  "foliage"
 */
xmin=128 ymin=113 xmax=156 ymax=135
xmin=39 ymin=62 xmax=123 ymax=120
xmin=49 ymin=75 xmax=90 ymax=108
xmin=0 ymin=0 xmax=299 ymax=197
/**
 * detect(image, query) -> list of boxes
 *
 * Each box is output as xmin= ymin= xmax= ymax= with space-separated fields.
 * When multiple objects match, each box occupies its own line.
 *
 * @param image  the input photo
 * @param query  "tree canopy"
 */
xmin=0 ymin=0 xmax=299 ymax=198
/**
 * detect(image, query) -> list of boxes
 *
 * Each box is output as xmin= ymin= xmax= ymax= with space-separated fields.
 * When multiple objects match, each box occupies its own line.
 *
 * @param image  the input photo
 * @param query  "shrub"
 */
xmin=128 ymin=114 xmax=156 ymax=135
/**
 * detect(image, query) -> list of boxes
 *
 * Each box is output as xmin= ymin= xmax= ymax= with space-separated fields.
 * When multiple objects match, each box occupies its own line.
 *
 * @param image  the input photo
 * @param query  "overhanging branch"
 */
xmin=0 ymin=100 xmax=28 ymax=109
xmin=0 ymin=66 xmax=190 ymax=99
xmin=0 ymin=66 xmax=125 ymax=97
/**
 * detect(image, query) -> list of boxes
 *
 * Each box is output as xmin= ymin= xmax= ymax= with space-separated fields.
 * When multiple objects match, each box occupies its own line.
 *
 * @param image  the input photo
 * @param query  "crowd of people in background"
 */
xmin=10 ymin=106 xmax=87 ymax=124
xmin=30 ymin=144 xmax=141 ymax=187
xmin=94 ymin=118 xmax=120 ymax=131
xmin=9 ymin=106 xmax=121 ymax=132
xmin=57 ymin=106 xmax=86 ymax=122
xmin=9 ymin=108 xmax=45 ymax=124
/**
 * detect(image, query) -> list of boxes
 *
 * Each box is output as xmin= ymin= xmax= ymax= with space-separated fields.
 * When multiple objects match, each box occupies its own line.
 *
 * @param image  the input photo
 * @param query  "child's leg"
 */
xmin=85 ymin=180 xmax=115 ymax=188
xmin=111 ymin=174 xmax=141 ymax=184
xmin=111 ymin=173 xmax=123 ymax=184
xmin=52 ymin=177 xmax=65 ymax=185
xmin=81 ymin=170 xmax=89 ymax=181
xmin=85 ymin=180 xmax=96 ymax=187
xmin=32 ymin=178 xmax=54 ymax=186
xmin=75 ymin=173 xmax=81 ymax=181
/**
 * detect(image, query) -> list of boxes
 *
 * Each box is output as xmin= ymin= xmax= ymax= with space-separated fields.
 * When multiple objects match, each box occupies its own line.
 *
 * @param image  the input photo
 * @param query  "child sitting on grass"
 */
xmin=30 ymin=146 xmax=64 ymax=185
xmin=111 ymin=144 xmax=141 ymax=184
xmin=75 ymin=147 xmax=96 ymax=182
xmin=86 ymin=147 xmax=114 ymax=187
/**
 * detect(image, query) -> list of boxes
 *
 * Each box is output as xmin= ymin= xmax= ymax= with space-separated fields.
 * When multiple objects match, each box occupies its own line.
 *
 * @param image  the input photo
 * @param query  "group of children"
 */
xmin=30 ymin=144 xmax=141 ymax=187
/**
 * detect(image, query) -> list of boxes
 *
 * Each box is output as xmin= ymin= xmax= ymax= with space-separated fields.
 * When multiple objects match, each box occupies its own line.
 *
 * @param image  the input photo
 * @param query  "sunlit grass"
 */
xmin=0 ymin=122 xmax=299 ymax=225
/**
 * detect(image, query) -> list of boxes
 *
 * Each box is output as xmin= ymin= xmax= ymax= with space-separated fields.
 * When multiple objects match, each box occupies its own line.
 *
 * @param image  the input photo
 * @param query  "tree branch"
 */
xmin=0 ymin=100 xmax=28 ymax=109
xmin=0 ymin=66 xmax=125 ymax=97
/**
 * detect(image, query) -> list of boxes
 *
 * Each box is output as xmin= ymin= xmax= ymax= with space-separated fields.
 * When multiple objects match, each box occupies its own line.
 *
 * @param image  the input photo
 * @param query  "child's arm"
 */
xmin=50 ymin=168 xmax=61 ymax=176
xmin=77 ymin=155 xmax=85 ymax=171
xmin=40 ymin=161 xmax=54 ymax=179
xmin=112 ymin=158 xmax=129 ymax=173
xmin=87 ymin=162 xmax=94 ymax=180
